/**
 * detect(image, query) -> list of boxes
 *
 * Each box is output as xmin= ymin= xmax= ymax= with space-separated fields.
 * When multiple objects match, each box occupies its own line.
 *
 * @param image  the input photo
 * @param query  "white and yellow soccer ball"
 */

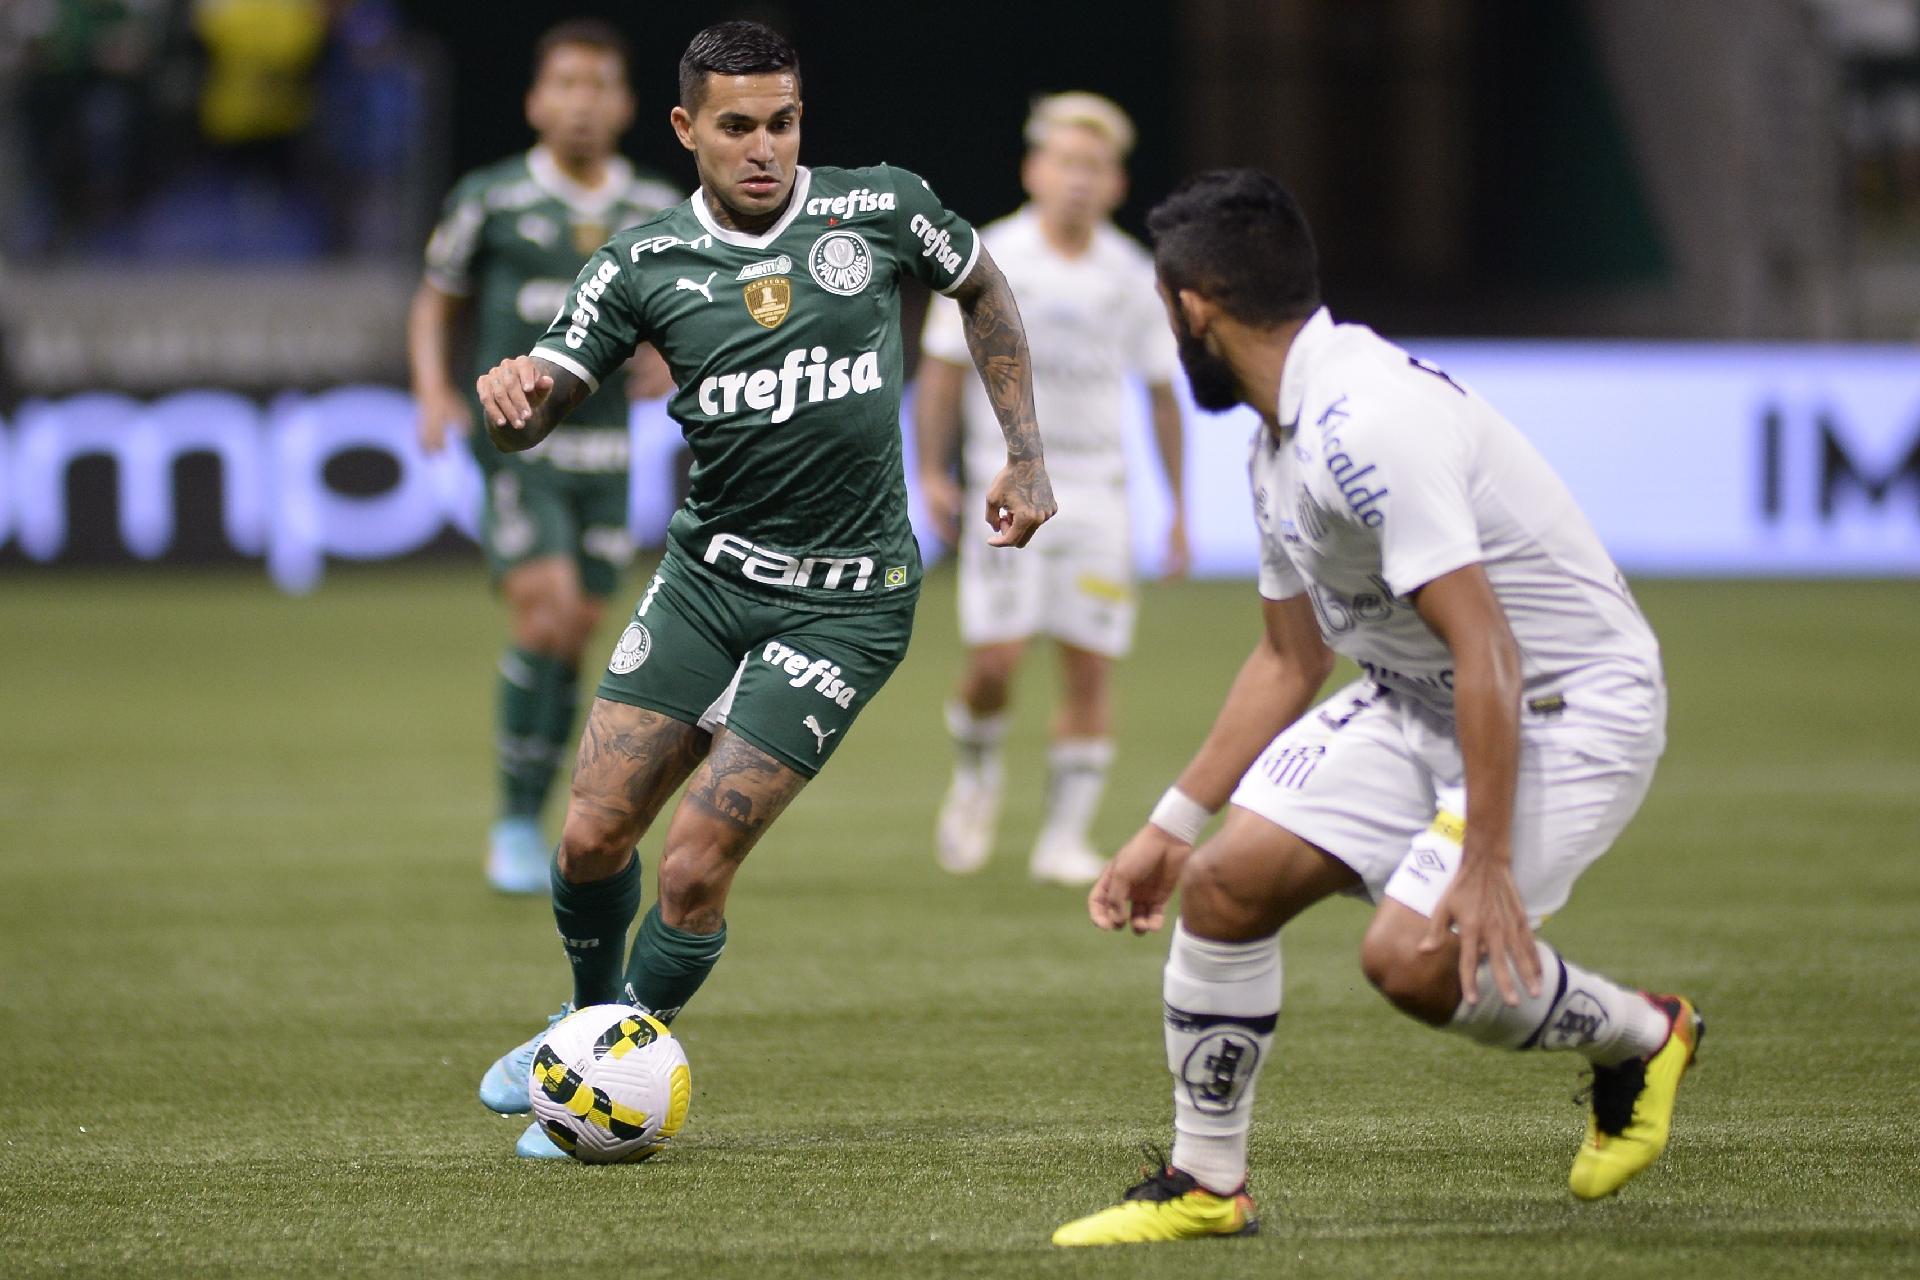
xmin=527 ymin=1003 xmax=692 ymax=1164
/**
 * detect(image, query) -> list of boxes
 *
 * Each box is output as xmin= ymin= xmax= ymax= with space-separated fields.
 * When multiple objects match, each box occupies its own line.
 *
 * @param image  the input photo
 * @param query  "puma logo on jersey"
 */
xmin=802 ymin=715 xmax=836 ymax=753
xmin=759 ymin=640 xmax=858 ymax=707
xmin=675 ymin=271 xmax=716 ymax=302
xmin=695 ymin=346 xmax=883 ymax=424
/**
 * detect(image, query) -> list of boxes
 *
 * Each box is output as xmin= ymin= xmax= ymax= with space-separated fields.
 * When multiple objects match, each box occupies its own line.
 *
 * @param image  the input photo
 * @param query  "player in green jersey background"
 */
xmin=407 ymin=19 xmax=681 ymax=894
xmin=469 ymin=20 xmax=1058 ymax=1158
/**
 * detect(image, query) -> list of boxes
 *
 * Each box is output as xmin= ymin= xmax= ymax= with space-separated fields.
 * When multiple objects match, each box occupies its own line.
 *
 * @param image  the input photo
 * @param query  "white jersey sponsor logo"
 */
xmin=908 ymin=214 xmax=964 ymax=275
xmin=758 ymin=640 xmax=858 ymax=708
xmin=704 ymin=532 xmax=874 ymax=593
xmin=694 ymin=346 xmax=883 ymax=424
xmin=736 ymin=255 xmax=792 ymax=281
xmin=628 ymin=232 xmax=715 ymax=259
xmin=803 ymin=187 xmax=896 ymax=218
xmin=563 ymin=259 xmax=620 ymax=350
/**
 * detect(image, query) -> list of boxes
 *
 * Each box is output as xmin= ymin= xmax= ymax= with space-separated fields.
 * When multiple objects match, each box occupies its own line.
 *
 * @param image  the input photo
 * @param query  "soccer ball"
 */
xmin=527 ymin=1003 xmax=692 ymax=1164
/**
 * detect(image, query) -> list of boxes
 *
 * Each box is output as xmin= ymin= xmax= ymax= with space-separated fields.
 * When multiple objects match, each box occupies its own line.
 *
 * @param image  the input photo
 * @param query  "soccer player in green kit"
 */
xmin=409 ymin=19 xmax=680 ymax=894
xmin=471 ymin=20 xmax=1058 ymax=1157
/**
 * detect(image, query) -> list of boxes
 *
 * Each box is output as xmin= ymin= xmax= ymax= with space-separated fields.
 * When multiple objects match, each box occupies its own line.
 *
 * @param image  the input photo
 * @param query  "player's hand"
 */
xmin=476 ymin=355 xmax=554 ymax=432
xmin=1088 ymin=823 xmax=1192 ymax=934
xmin=415 ymin=383 xmax=470 ymax=453
xmin=1419 ymin=852 xmax=1541 ymax=1007
xmin=984 ymin=456 xmax=1056 ymax=548
xmin=919 ymin=468 xmax=963 ymax=545
xmin=1161 ymin=505 xmax=1192 ymax=581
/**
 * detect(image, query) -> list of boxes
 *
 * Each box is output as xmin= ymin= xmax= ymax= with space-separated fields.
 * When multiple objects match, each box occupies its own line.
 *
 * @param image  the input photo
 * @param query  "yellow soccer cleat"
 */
xmin=1569 ymin=993 xmax=1705 ymax=1200
xmin=1053 ymin=1153 xmax=1258 ymax=1247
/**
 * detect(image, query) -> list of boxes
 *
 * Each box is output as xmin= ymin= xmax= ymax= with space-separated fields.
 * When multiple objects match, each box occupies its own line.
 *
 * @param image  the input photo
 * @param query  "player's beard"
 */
xmin=1172 ymin=309 xmax=1242 ymax=412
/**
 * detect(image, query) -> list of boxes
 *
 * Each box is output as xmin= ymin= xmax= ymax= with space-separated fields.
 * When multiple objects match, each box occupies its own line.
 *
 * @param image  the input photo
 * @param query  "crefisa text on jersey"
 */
xmin=803 ymin=187 xmax=896 ymax=218
xmin=696 ymin=346 xmax=884 ymax=424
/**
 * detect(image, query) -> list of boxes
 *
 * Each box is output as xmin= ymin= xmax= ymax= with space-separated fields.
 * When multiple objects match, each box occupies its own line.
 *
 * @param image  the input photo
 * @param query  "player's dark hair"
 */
xmin=533 ymin=18 xmax=631 ymax=84
xmin=1148 ymin=169 xmax=1320 ymax=327
xmin=678 ymin=20 xmax=800 ymax=111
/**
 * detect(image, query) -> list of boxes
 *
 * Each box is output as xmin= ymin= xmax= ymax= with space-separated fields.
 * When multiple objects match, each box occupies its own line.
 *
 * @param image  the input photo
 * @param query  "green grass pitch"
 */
xmin=1 ymin=566 xmax=1916 ymax=1277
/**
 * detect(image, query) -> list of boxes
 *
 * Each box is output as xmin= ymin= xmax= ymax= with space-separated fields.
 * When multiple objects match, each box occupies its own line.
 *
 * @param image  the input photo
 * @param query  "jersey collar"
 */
xmin=1275 ymin=306 xmax=1335 ymax=430
xmin=527 ymin=147 xmax=635 ymax=217
xmin=691 ymin=166 xmax=813 ymax=249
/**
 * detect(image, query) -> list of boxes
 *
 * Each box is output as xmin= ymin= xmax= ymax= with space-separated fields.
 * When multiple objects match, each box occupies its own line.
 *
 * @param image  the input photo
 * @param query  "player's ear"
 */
xmin=669 ymin=105 xmax=696 ymax=152
xmin=1175 ymin=287 xmax=1217 ymax=338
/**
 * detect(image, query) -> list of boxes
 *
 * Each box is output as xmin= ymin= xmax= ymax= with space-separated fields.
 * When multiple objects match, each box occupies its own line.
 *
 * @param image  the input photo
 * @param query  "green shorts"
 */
xmin=479 ymin=436 xmax=632 ymax=599
xmin=595 ymin=555 xmax=915 ymax=777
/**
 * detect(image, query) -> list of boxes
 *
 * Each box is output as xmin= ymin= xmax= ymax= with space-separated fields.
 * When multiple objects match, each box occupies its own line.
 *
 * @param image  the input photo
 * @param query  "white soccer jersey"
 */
xmin=1251 ymin=308 xmax=1662 ymax=716
xmin=921 ymin=207 xmax=1176 ymax=495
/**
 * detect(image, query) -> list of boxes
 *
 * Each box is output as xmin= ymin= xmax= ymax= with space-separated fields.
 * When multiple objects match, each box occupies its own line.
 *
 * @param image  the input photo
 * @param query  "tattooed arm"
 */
xmin=948 ymin=246 xmax=1057 ymax=548
xmin=475 ymin=354 xmax=592 ymax=453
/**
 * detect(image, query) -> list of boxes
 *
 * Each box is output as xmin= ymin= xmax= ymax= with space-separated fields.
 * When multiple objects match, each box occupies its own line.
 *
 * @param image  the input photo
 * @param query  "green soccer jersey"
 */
xmin=425 ymin=147 xmax=680 ymax=456
xmin=531 ymin=163 xmax=981 ymax=611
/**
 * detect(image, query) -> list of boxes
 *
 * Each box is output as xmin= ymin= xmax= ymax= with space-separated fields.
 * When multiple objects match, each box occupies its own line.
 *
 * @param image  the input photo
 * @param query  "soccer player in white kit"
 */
xmin=1053 ymin=170 xmax=1705 ymax=1246
xmin=917 ymin=93 xmax=1186 ymax=886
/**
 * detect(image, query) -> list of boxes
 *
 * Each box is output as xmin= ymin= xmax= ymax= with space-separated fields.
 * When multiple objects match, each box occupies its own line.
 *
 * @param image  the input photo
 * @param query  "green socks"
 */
xmin=496 ymin=647 xmax=578 ymax=818
xmin=623 ymin=904 xmax=727 ymax=1024
xmin=551 ymin=852 xmax=642 ymax=1007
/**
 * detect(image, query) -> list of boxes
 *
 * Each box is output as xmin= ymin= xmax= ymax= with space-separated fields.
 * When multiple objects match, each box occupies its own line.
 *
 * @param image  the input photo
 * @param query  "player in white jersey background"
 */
xmin=1053 ymin=170 xmax=1705 ymax=1246
xmin=917 ymin=93 xmax=1186 ymax=887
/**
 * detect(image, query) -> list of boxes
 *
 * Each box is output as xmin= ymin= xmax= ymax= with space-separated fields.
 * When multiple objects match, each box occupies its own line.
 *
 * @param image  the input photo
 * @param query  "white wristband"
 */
xmin=1148 ymin=786 xmax=1213 ymax=844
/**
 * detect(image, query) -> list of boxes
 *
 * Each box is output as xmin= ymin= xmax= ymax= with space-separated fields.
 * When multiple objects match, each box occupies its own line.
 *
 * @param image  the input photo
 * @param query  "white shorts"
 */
xmin=1229 ymin=672 xmax=1666 ymax=924
xmin=956 ymin=487 xmax=1135 ymax=657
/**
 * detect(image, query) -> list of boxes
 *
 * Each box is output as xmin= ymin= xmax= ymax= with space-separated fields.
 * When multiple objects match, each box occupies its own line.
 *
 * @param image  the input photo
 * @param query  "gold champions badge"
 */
xmin=744 ymin=277 xmax=792 ymax=329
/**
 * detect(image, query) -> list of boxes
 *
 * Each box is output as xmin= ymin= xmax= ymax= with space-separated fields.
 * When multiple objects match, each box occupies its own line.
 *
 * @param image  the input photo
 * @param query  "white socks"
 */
xmin=1448 ymin=940 xmax=1672 ymax=1065
xmin=1164 ymin=923 xmax=1280 ymax=1195
xmin=944 ymin=700 xmax=1007 ymax=787
xmin=1035 ymin=737 xmax=1114 ymax=852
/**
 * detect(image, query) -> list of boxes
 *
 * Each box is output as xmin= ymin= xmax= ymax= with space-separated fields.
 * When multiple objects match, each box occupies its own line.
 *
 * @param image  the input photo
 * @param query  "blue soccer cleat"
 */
xmin=516 ymin=1121 xmax=569 ymax=1159
xmin=486 ymin=817 xmax=550 ymax=895
xmin=478 ymin=1004 xmax=572 ymax=1114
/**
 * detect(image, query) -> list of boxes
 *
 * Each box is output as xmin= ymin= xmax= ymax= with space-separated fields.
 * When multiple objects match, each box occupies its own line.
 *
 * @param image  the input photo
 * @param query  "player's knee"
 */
xmin=656 ymin=842 xmax=735 ymax=916
xmin=510 ymin=603 xmax=570 ymax=656
xmin=555 ymin=814 xmax=631 ymax=883
xmin=1177 ymin=843 xmax=1263 ymax=940
xmin=962 ymin=645 xmax=1022 ymax=705
xmin=1359 ymin=915 xmax=1453 ymax=1025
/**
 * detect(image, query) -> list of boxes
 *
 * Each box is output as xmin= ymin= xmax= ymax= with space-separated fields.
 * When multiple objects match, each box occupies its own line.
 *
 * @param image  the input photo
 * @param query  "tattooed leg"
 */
xmin=556 ymin=698 xmax=710 ymax=882
xmin=654 ymin=730 xmax=809 ymax=932
xmin=615 ymin=730 xmax=808 ymax=1020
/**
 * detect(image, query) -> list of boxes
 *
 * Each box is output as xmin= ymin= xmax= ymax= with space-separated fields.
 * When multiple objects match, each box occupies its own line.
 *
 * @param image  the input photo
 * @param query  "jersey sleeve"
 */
xmin=422 ymin=175 xmax=486 ymax=297
xmin=1121 ymin=255 xmax=1179 ymax=384
xmin=884 ymin=165 xmax=981 ymax=296
xmin=1249 ymin=437 xmax=1305 ymax=601
xmin=919 ymin=294 xmax=969 ymax=365
xmin=530 ymin=243 xmax=647 ymax=393
xmin=1350 ymin=395 xmax=1482 ymax=597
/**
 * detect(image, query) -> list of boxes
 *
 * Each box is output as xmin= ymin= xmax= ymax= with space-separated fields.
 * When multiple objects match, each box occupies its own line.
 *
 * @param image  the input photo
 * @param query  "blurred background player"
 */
xmin=918 ymin=92 xmax=1185 ymax=887
xmin=407 ymin=19 xmax=679 ymax=893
